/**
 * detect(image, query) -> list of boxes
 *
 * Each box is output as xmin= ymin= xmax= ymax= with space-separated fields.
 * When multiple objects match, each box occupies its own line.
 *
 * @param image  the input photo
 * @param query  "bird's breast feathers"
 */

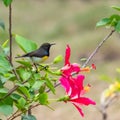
xmin=32 ymin=56 xmax=48 ymax=63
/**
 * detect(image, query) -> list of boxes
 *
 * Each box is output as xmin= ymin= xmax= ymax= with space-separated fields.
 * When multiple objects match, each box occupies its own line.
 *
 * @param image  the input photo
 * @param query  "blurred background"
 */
xmin=0 ymin=0 xmax=120 ymax=120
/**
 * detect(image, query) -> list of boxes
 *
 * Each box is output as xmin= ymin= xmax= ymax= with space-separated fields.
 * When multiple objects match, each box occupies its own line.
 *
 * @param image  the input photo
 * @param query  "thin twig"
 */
xmin=7 ymin=104 xmax=40 ymax=120
xmin=82 ymin=29 xmax=115 ymax=68
xmin=9 ymin=4 xmax=12 ymax=64
xmin=7 ymin=110 xmax=19 ymax=120
xmin=0 ymin=79 xmax=28 ymax=101
xmin=28 ymin=105 xmax=32 ymax=115
xmin=7 ymin=111 xmax=22 ymax=120
xmin=8 ymin=3 xmax=21 ymax=83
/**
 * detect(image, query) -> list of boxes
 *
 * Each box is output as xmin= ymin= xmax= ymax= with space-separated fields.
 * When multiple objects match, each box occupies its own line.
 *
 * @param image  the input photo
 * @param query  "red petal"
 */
xmin=65 ymin=45 xmax=71 ymax=65
xmin=72 ymin=103 xmax=84 ymax=117
xmin=59 ymin=76 xmax=71 ymax=95
xmin=69 ymin=75 xmax=84 ymax=98
xmin=71 ymin=63 xmax=80 ymax=73
xmin=75 ymin=75 xmax=84 ymax=91
xmin=70 ymin=97 xmax=96 ymax=106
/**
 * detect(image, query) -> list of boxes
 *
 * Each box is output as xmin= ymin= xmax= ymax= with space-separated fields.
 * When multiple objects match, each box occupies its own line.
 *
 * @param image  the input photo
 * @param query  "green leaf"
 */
xmin=17 ymin=97 xmax=26 ymax=109
xmin=109 ymin=14 xmax=120 ymax=26
xmin=15 ymin=35 xmax=37 ymax=53
xmin=53 ymin=55 xmax=63 ymax=64
xmin=0 ymin=96 xmax=13 ymax=105
xmin=45 ymin=79 xmax=55 ymax=94
xmin=39 ymin=93 xmax=48 ymax=105
xmin=0 ymin=104 xmax=13 ymax=116
xmin=22 ymin=115 xmax=36 ymax=120
xmin=1 ymin=73 xmax=15 ymax=83
xmin=10 ymin=93 xmax=21 ymax=101
xmin=16 ymin=60 xmax=31 ymax=67
xmin=0 ymin=55 xmax=11 ymax=74
xmin=31 ymin=80 xmax=45 ymax=91
xmin=80 ymin=57 xmax=87 ymax=62
xmin=2 ymin=39 xmax=9 ymax=48
xmin=18 ymin=87 xmax=30 ymax=99
xmin=112 ymin=6 xmax=120 ymax=11
xmin=0 ymin=88 xmax=8 ymax=93
xmin=96 ymin=18 xmax=110 ymax=27
xmin=33 ymin=73 xmax=41 ymax=80
xmin=2 ymin=0 xmax=13 ymax=7
xmin=115 ymin=21 xmax=120 ymax=32
xmin=0 ymin=20 xmax=5 ymax=30
xmin=17 ymin=68 xmax=31 ymax=80
xmin=39 ymin=85 xmax=45 ymax=94
xmin=0 ymin=96 xmax=13 ymax=116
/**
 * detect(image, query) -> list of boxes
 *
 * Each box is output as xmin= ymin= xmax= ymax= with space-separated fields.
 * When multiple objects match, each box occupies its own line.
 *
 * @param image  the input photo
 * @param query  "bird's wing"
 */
xmin=15 ymin=48 xmax=48 ymax=58
xmin=30 ymin=48 xmax=48 ymax=57
xmin=15 ymin=50 xmax=37 ymax=58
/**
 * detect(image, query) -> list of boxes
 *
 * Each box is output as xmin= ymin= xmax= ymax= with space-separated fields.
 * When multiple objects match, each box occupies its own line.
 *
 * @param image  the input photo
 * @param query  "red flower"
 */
xmin=60 ymin=75 xmax=96 ymax=117
xmin=59 ymin=45 xmax=96 ymax=117
xmin=61 ymin=45 xmax=80 ymax=76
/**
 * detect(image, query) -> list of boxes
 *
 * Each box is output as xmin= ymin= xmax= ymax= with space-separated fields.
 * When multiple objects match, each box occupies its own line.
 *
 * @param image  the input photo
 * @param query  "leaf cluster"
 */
xmin=96 ymin=6 xmax=120 ymax=32
xmin=0 ymin=34 xmax=62 ymax=120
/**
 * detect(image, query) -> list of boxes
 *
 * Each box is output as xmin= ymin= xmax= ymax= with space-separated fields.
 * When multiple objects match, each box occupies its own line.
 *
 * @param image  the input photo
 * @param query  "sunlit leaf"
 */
xmin=17 ymin=68 xmax=31 ymax=80
xmin=2 ymin=40 xmax=9 ymax=48
xmin=96 ymin=18 xmax=110 ymax=27
xmin=109 ymin=14 xmax=120 ymax=26
xmin=33 ymin=73 xmax=41 ymax=80
xmin=2 ymin=0 xmax=13 ymax=6
xmin=15 ymin=35 xmax=37 ymax=53
xmin=115 ymin=21 xmax=120 ymax=32
xmin=112 ymin=6 xmax=120 ymax=11
xmin=17 ymin=97 xmax=26 ymax=110
xmin=39 ymin=93 xmax=48 ymax=105
xmin=0 ymin=88 xmax=8 ymax=93
xmin=16 ymin=60 xmax=31 ymax=67
xmin=45 ymin=79 xmax=55 ymax=94
xmin=53 ymin=55 xmax=63 ymax=64
xmin=18 ymin=87 xmax=30 ymax=99
xmin=31 ymin=80 xmax=45 ymax=91
xmin=80 ymin=57 xmax=87 ymax=62
xmin=0 ymin=55 xmax=11 ymax=74
xmin=1 ymin=73 xmax=15 ymax=83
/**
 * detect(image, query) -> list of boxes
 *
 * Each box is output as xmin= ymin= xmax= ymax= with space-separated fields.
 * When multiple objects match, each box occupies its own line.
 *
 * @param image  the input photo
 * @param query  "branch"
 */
xmin=0 ymin=79 xmax=28 ymax=101
xmin=9 ymin=4 xmax=12 ymax=64
xmin=7 ymin=104 xmax=40 ymax=120
xmin=82 ymin=29 xmax=115 ymax=68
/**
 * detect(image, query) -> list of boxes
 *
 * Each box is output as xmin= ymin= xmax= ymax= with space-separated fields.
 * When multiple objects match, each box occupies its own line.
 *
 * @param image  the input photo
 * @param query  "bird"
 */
xmin=15 ymin=43 xmax=55 ymax=63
